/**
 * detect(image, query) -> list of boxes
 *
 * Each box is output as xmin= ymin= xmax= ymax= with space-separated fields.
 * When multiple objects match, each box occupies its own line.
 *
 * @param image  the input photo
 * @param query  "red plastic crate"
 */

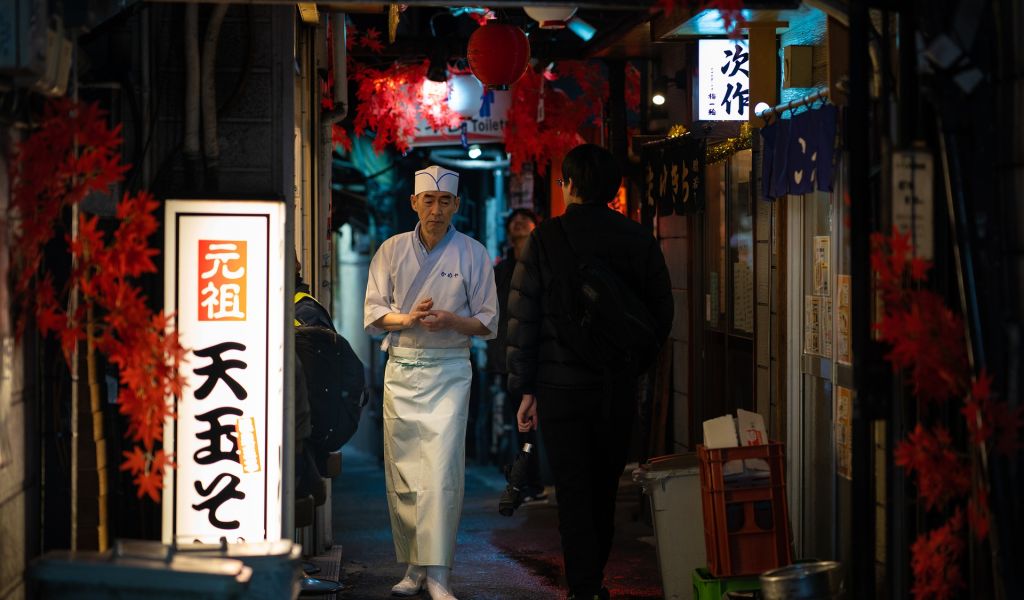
xmin=697 ymin=443 xmax=793 ymax=577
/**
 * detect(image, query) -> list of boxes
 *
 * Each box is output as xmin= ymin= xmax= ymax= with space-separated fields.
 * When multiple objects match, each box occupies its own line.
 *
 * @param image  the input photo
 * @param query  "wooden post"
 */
xmin=746 ymin=22 xmax=785 ymax=127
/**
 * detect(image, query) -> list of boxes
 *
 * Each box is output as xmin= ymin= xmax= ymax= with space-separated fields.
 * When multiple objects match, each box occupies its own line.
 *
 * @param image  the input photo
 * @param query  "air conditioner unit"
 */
xmin=0 ymin=0 xmax=72 ymax=97
xmin=0 ymin=0 xmax=49 ymax=79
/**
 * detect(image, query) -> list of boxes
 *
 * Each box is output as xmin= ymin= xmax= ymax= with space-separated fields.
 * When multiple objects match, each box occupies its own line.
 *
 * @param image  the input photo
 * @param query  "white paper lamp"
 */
xmin=524 ymin=6 xmax=578 ymax=29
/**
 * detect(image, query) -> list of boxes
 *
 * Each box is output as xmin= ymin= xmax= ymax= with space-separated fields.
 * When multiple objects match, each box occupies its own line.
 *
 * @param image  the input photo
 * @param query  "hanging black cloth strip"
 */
xmin=641 ymin=135 xmax=706 ymax=216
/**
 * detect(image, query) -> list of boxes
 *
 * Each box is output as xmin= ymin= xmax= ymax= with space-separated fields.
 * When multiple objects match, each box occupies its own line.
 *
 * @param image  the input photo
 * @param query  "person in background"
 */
xmin=506 ymin=144 xmax=673 ymax=600
xmin=363 ymin=165 xmax=499 ymax=600
xmin=293 ymin=254 xmax=334 ymax=503
xmin=485 ymin=208 xmax=545 ymax=497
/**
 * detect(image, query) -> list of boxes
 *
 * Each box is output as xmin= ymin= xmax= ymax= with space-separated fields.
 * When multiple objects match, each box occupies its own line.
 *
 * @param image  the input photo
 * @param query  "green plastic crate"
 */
xmin=692 ymin=567 xmax=761 ymax=600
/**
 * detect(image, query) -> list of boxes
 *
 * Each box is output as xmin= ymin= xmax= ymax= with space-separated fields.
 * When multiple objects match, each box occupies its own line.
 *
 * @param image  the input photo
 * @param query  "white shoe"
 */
xmin=425 ymin=567 xmax=457 ymax=600
xmin=391 ymin=565 xmax=426 ymax=597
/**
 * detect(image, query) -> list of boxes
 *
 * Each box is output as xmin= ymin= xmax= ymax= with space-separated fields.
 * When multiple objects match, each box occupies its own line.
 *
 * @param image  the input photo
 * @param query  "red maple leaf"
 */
xmin=909 ymin=510 xmax=965 ymax=600
xmin=360 ymin=27 xmax=384 ymax=53
xmin=967 ymin=487 xmax=989 ymax=541
xmin=332 ymin=123 xmax=353 ymax=152
xmin=909 ymin=257 xmax=931 ymax=281
xmin=894 ymin=424 xmax=969 ymax=511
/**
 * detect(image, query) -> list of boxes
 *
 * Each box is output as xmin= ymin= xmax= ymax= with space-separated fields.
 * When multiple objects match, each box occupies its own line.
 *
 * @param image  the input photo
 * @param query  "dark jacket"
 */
xmin=295 ymin=282 xmax=336 ymax=331
xmin=486 ymin=248 xmax=517 ymax=375
xmin=506 ymin=202 xmax=673 ymax=394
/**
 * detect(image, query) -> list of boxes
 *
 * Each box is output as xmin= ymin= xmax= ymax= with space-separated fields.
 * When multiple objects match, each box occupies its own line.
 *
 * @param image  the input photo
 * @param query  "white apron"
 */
xmin=382 ymin=346 xmax=471 ymax=567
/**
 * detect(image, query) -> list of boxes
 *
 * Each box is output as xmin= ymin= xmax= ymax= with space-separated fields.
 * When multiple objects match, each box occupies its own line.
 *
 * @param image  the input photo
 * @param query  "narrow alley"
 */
xmin=330 ymin=450 xmax=664 ymax=599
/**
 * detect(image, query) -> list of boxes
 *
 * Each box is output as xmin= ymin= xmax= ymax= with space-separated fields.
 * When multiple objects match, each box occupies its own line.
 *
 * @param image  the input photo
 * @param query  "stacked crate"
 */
xmin=697 ymin=442 xmax=792 ymax=578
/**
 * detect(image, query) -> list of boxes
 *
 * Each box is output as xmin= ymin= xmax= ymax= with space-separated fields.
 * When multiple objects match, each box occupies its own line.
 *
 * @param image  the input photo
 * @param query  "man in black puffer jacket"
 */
xmin=506 ymin=144 xmax=673 ymax=600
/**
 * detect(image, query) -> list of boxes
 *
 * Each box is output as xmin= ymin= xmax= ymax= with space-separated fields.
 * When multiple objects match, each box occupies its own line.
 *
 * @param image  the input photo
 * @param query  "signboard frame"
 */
xmin=162 ymin=198 xmax=287 ymax=545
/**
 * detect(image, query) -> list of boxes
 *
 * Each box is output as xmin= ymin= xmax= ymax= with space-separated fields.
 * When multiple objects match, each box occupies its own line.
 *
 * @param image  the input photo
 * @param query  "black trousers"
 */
xmin=537 ymin=380 xmax=636 ymax=596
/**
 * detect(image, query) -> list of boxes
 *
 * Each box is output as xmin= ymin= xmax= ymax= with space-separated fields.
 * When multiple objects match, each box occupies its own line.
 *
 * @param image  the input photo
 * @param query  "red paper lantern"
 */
xmin=467 ymin=23 xmax=530 ymax=90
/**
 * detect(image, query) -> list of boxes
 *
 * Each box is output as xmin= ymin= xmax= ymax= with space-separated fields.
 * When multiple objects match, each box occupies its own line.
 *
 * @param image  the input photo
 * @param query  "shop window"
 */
xmin=698 ymin=149 xmax=755 ymax=428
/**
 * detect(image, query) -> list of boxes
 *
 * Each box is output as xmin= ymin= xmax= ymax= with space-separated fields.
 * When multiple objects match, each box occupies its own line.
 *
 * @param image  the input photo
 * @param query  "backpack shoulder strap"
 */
xmin=294 ymin=291 xmax=316 ymax=326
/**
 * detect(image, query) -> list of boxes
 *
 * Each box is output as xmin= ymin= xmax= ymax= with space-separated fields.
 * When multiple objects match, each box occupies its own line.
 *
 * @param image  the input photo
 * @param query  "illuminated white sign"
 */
xmin=698 ymin=39 xmax=750 ymax=121
xmin=163 ymin=199 xmax=286 ymax=544
xmin=412 ymin=88 xmax=511 ymax=148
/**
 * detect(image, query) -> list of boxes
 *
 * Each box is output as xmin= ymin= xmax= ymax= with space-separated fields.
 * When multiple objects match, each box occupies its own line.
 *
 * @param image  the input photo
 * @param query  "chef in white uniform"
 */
xmin=364 ymin=165 xmax=498 ymax=600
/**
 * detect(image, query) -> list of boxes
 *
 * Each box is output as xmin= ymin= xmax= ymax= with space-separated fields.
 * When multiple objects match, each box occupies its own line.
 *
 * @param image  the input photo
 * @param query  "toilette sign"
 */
xmin=698 ymin=39 xmax=750 ymax=121
xmin=163 ymin=199 xmax=286 ymax=544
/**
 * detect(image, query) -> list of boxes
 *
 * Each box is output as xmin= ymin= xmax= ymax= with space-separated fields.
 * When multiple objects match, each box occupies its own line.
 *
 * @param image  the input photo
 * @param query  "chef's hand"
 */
xmin=421 ymin=309 xmax=456 ymax=332
xmin=406 ymin=297 xmax=433 ymax=328
xmin=517 ymin=394 xmax=537 ymax=432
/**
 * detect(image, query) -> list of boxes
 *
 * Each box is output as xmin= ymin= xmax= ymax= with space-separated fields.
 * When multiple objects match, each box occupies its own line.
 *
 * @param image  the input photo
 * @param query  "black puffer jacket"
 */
xmin=485 ymin=248 xmax=517 ymax=375
xmin=506 ymin=202 xmax=673 ymax=394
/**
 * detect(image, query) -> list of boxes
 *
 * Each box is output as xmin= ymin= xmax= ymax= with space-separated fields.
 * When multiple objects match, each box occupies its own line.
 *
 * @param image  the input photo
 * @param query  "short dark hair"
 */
xmin=561 ymin=144 xmax=622 ymax=205
xmin=505 ymin=207 xmax=540 ymax=231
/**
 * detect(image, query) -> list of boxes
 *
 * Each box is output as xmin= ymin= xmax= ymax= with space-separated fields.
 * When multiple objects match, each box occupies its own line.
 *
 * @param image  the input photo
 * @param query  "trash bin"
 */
xmin=29 ymin=540 xmax=252 ymax=600
xmin=759 ymin=561 xmax=844 ymax=600
xmin=633 ymin=453 xmax=705 ymax=600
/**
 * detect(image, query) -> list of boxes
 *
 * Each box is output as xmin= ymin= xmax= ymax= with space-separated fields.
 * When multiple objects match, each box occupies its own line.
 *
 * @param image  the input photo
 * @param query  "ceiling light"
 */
xmin=468 ymin=145 xmax=483 ymax=159
xmin=651 ymin=69 xmax=687 ymax=106
xmin=566 ymin=17 xmax=596 ymax=42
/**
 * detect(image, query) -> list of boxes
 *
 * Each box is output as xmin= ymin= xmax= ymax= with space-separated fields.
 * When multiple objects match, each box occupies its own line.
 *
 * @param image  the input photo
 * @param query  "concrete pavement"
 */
xmin=330 ymin=449 xmax=664 ymax=599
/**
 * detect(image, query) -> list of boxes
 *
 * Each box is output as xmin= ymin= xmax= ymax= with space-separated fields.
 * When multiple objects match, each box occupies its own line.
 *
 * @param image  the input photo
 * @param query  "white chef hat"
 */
xmin=414 ymin=165 xmax=460 ymax=196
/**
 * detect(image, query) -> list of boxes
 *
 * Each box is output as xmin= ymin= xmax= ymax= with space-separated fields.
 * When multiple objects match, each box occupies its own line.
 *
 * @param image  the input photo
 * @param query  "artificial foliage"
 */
xmin=873 ymin=228 xmax=1022 ymax=599
xmin=332 ymin=23 xmax=641 ymax=170
xmin=706 ymin=123 xmax=753 ymax=164
xmin=504 ymin=61 xmax=641 ymax=175
xmin=505 ymin=67 xmax=588 ymax=176
xmin=10 ymin=99 xmax=185 ymax=503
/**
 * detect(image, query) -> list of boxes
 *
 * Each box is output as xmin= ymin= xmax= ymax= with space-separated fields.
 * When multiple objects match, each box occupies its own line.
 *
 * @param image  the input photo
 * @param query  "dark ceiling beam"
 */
xmin=650 ymin=4 xmax=700 ymax=40
xmin=581 ymin=10 xmax=658 ymax=58
xmin=149 ymin=0 xmax=658 ymax=10
xmin=350 ymin=36 xmax=613 ymax=62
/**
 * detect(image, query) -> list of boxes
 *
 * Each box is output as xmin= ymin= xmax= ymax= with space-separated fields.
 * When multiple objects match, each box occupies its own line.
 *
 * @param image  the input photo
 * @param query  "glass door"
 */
xmin=785 ymin=162 xmax=851 ymax=563
xmin=699 ymin=150 xmax=755 ymax=427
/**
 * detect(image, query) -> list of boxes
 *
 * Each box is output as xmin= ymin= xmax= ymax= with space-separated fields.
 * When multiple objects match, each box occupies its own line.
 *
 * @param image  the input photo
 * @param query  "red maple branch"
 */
xmin=10 ymin=99 xmax=185 ymax=501
xmin=872 ymin=227 xmax=1022 ymax=598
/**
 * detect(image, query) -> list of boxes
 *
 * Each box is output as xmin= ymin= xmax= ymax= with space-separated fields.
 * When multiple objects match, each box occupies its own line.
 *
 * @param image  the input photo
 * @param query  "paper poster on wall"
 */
xmin=892 ymin=150 xmax=934 ymax=260
xmin=804 ymin=295 xmax=820 ymax=355
xmin=836 ymin=274 xmax=852 ymax=365
xmin=813 ymin=235 xmax=830 ymax=297
xmin=821 ymin=297 xmax=834 ymax=358
xmin=835 ymin=386 xmax=853 ymax=480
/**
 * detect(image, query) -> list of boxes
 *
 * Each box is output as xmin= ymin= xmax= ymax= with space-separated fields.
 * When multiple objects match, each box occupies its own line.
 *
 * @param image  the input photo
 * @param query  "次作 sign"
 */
xmin=163 ymin=199 xmax=286 ymax=544
xmin=698 ymin=39 xmax=750 ymax=121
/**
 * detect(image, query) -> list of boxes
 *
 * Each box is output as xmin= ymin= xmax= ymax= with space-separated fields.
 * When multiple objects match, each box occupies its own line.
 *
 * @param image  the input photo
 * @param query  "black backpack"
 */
xmin=544 ymin=219 xmax=660 ymax=377
xmin=294 ymin=325 xmax=367 ymax=452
